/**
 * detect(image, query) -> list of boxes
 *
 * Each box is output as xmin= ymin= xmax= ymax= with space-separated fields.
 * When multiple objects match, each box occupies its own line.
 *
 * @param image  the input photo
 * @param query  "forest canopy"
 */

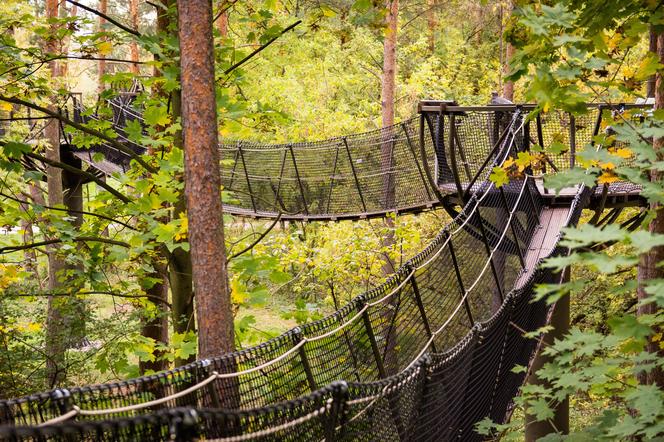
xmin=0 ymin=0 xmax=663 ymax=440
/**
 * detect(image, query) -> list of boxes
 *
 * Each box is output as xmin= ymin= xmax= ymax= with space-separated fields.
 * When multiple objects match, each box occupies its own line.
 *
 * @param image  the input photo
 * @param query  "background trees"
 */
xmin=2 ymin=2 xmax=662 ymax=439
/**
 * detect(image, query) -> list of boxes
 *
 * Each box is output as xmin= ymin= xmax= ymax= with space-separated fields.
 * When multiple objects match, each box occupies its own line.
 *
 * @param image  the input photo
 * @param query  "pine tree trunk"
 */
xmin=217 ymin=1 xmax=228 ymax=37
xmin=647 ymin=27 xmax=657 ymax=98
xmin=129 ymin=0 xmax=140 ymax=74
xmin=502 ymin=3 xmax=514 ymax=101
xmin=154 ymin=0 xmax=195 ymax=366
xmin=380 ymin=0 xmax=399 ymax=376
xmin=637 ymin=30 xmax=664 ymax=387
xmin=380 ymin=0 xmax=398 ymax=276
xmin=98 ymin=0 xmax=107 ymax=94
xmin=502 ymin=43 xmax=514 ymax=101
xmin=426 ymin=0 xmax=435 ymax=53
xmin=44 ymin=0 xmax=67 ymax=388
xmin=177 ymin=0 xmax=235 ymax=358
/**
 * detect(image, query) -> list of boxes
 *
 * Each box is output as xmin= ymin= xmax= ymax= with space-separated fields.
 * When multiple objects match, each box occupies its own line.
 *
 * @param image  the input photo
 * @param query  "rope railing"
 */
xmin=0 ymin=102 xmax=644 ymax=441
xmin=1 ymin=110 xmax=531 ymax=421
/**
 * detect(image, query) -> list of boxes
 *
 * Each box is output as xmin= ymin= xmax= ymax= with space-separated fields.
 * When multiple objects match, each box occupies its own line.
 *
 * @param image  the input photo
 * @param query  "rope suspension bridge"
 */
xmin=0 ymin=97 xmax=649 ymax=441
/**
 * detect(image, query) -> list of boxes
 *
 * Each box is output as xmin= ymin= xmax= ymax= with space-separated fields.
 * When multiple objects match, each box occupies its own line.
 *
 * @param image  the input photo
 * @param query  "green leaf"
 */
xmin=543 ymin=167 xmax=597 ymax=193
xmin=143 ymin=105 xmax=171 ymax=127
xmin=490 ymin=166 xmax=509 ymax=187
xmin=528 ymin=397 xmax=555 ymax=421
xmin=607 ymin=315 xmax=651 ymax=343
xmin=2 ymin=141 xmax=31 ymax=159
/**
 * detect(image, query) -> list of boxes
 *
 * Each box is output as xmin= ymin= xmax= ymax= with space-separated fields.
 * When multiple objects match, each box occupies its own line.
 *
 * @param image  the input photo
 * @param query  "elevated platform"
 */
xmin=514 ymin=207 xmax=569 ymax=289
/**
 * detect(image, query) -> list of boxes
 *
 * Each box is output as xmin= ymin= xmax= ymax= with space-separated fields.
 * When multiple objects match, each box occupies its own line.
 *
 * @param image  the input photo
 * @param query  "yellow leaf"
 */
xmin=0 ymin=102 xmax=12 ymax=112
xmin=613 ymin=148 xmax=632 ymax=159
xmin=598 ymin=172 xmax=619 ymax=184
xmin=98 ymin=41 xmax=113 ymax=56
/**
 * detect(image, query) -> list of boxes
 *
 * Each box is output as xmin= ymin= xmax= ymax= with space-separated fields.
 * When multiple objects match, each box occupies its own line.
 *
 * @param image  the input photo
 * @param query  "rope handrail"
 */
xmin=2 ymin=104 xmax=643 ymax=442
xmin=13 ymin=111 xmax=528 ymax=429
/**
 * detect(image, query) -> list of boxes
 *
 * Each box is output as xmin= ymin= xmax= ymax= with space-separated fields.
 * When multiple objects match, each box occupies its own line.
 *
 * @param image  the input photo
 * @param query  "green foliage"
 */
xmin=479 ymin=1 xmax=664 ymax=440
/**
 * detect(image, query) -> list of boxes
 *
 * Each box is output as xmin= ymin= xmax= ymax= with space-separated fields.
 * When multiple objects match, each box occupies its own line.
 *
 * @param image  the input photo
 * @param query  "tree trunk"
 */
xmin=140 ymin=261 xmax=170 ymax=374
xmin=380 ymin=0 xmax=398 ymax=276
xmin=170 ymin=89 xmax=196 ymax=366
xmin=98 ymin=0 xmax=108 ymax=94
xmin=44 ymin=0 xmax=67 ymax=388
xmin=177 ymin=0 xmax=235 ymax=358
xmin=59 ymin=2 xmax=74 ymax=78
xmin=129 ymin=0 xmax=140 ymax=74
xmin=217 ymin=1 xmax=228 ymax=37
xmin=426 ymin=0 xmax=435 ymax=53
xmin=637 ymin=30 xmax=664 ymax=387
xmin=502 ymin=3 xmax=514 ymax=101
xmin=154 ymin=0 xmax=196 ymax=366
xmin=647 ymin=27 xmax=657 ymax=98
xmin=380 ymin=0 xmax=399 ymax=376
xmin=502 ymin=43 xmax=515 ymax=101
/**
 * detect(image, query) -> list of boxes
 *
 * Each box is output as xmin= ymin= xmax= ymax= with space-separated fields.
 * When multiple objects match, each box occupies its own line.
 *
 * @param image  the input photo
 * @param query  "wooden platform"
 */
xmin=514 ymin=207 xmax=570 ymax=289
xmin=438 ymin=179 xmax=645 ymax=209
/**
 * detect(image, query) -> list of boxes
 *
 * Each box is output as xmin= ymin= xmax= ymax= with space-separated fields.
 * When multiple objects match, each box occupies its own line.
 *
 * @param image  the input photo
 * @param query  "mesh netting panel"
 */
xmin=0 ymin=107 xmax=605 ymax=441
xmin=219 ymin=118 xmax=439 ymax=219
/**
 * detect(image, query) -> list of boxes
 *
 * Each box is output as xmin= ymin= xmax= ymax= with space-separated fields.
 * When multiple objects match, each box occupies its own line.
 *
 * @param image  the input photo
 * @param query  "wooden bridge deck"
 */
xmin=514 ymin=207 xmax=569 ymax=289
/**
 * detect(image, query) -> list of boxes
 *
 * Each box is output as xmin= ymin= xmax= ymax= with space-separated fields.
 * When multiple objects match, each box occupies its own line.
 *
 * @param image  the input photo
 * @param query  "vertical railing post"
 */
xmin=325 ymin=380 xmax=349 ymax=441
xmin=401 ymin=123 xmax=433 ymax=201
xmin=359 ymin=299 xmax=386 ymax=379
xmin=359 ymin=300 xmax=405 ymax=441
xmin=293 ymin=328 xmax=317 ymax=392
xmin=325 ymin=144 xmax=341 ymax=214
xmin=288 ymin=145 xmax=309 ymax=216
xmin=237 ymin=142 xmax=257 ymax=213
xmin=343 ymin=137 xmax=368 ymax=213
xmin=417 ymin=113 xmax=446 ymax=203
xmin=200 ymin=359 xmax=221 ymax=409
xmin=445 ymin=231 xmax=474 ymax=326
xmin=273 ymin=149 xmax=288 ymax=212
xmin=453 ymin=129 xmax=473 ymax=182
xmin=406 ymin=263 xmax=437 ymax=353
xmin=499 ymin=187 xmax=525 ymax=268
xmin=535 ymin=114 xmax=548 ymax=195
xmin=568 ymin=113 xmax=576 ymax=169
xmin=474 ymin=208 xmax=504 ymax=303
xmin=448 ymin=113 xmax=465 ymax=200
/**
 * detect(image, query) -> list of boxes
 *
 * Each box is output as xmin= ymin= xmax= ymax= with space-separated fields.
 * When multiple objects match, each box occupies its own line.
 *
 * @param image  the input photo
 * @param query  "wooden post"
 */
xmin=446 ymin=231 xmax=475 ymax=326
xmin=288 ymin=144 xmax=309 ymax=215
xmin=525 ymin=267 xmax=570 ymax=441
xmin=325 ymin=145 xmax=341 ymax=213
xmin=408 ymin=265 xmax=436 ymax=352
xmin=402 ymin=123 xmax=433 ymax=201
xmin=343 ymin=137 xmax=368 ymax=212
xmin=237 ymin=143 xmax=257 ymax=213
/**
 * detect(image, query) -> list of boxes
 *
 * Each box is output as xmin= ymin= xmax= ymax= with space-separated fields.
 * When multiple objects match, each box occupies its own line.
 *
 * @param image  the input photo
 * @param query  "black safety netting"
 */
xmin=0 ymin=263 xmax=580 ymax=442
xmin=219 ymin=117 xmax=440 ymax=220
xmin=0 ymin=109 xmax=592 ymax=442
xmin=1 ymin=99 xmax=622 ymax=441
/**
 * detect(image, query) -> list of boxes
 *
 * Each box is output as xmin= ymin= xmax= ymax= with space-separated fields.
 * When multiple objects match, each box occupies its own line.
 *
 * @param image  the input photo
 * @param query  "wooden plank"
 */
xmin=514 ymin=207 xmax=569 ymax=289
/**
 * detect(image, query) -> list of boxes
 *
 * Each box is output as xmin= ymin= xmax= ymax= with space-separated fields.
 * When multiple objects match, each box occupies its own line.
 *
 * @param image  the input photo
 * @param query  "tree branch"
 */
xmin=6 ymin=291 xmax=170 ymax=307
xmin=0 ymin=190 xmax=136 ymax=230
xmin=0 ymin=237 xmax=129 ymax=254
xmin=222 ymin=20 xmax=301 ymax=75
xmin=0 ymin=95 xmax=157 ymax=174
xmin=65 ymin=0 xmax=141 ymax=37
xmin=227 ymin=213 xmax=281 ymax=262
xmin=24 ymin=151 xmax=132 ymax=203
